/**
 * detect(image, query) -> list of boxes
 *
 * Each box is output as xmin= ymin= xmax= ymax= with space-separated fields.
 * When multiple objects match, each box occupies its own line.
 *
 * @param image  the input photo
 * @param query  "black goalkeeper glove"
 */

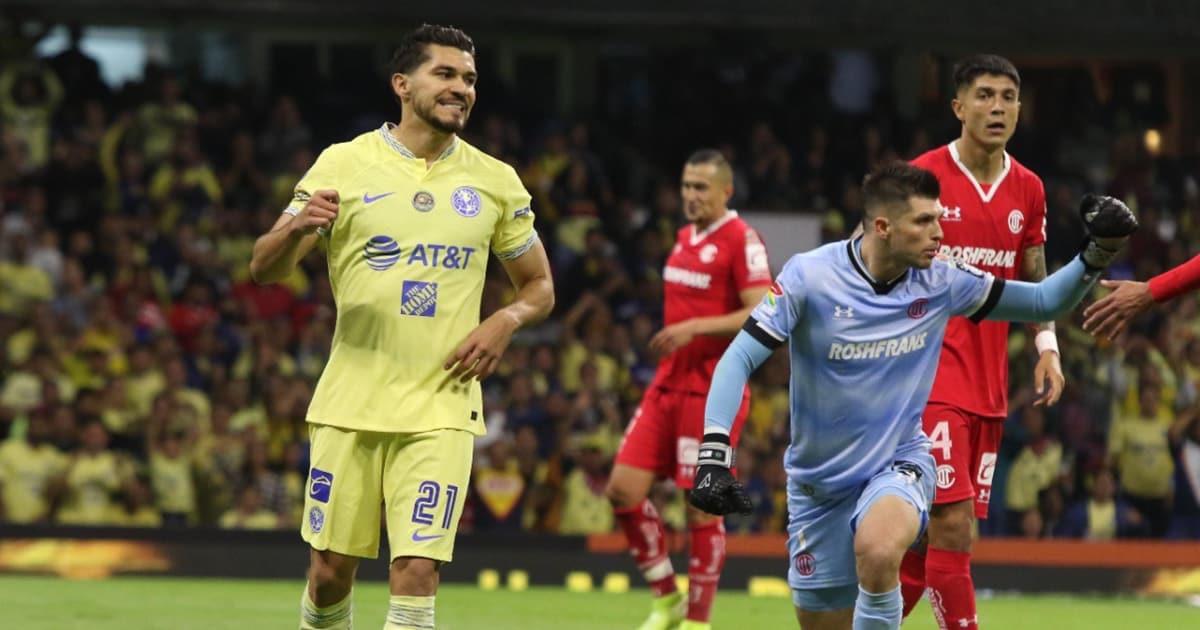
xmin=688 ymin=433 xmax=753 ymax=516
xmin=1078 ymin=194 xmax=1138 ymax=271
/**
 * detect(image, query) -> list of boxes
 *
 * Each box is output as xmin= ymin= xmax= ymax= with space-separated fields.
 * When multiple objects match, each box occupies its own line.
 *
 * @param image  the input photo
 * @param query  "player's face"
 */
xmin=890 ymin=196 xmax=944 ymax=269
xmin=953 ymin=74 xmax=1020 ymax=150
xmin=680 ymin=163 xmax=732 ymax=226
xmin=396 ymin=44 xmax=478 ymax=134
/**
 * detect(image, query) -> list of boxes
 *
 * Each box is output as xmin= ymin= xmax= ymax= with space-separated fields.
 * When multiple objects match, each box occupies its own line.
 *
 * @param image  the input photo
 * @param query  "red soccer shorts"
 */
xmin=615 ymin=385 xmax=750 ymax=489
xmin=922 ymin=401 xmax=1004 ymax=519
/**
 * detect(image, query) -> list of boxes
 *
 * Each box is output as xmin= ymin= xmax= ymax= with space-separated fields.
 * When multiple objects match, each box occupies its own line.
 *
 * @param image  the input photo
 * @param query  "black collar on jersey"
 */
xmin=847 ymin=238 xmax=907 ymax=295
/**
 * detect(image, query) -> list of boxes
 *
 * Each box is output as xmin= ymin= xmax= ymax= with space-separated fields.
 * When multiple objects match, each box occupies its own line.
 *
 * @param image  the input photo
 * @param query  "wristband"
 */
xmin=1034 ymin=328 xmax=1059 ymax=355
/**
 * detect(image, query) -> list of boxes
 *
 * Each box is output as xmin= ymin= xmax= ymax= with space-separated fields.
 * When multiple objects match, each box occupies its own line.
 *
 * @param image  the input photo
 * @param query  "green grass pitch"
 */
xmin=2 ymin=576 xmax=1195 ymax=629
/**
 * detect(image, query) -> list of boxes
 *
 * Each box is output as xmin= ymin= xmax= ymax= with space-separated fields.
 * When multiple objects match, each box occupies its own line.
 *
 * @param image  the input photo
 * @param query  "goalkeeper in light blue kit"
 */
xmin=689 ymin=162 xmax=1137 ymax=630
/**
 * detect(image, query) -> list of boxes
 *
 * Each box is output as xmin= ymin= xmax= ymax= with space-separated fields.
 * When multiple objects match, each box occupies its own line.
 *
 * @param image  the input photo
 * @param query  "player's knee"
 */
xmin=390 ymin=556 xmax=439 ymax=594
xmin=605 ymin=479 xmax=638 ymax=508
xmin=854 ymin=537 xmax=903 ymax=585
xmin=308 ymin=555 xmax=355 ymax=589
xmin=929 ymin=502 xmax=976 ymax=551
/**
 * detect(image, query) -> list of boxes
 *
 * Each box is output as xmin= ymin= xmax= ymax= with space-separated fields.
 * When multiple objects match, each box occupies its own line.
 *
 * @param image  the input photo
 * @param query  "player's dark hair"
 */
xmin=685 ymin=148 xmax=728 ymax=169
xmin=862 ymin=162 xmax=940 ymax=216
xmin=953 ymin=54 xmax=1020 ymax=92
xmin=685 ymin=148 xmax=733 ymax=182
xmin=391 ymin=24 xmax=475 ymax=75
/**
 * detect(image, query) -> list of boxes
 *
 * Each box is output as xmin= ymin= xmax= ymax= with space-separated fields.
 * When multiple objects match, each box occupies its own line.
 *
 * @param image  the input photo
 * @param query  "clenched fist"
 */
xmin=291 ymin=189 xmax=340 ymax=236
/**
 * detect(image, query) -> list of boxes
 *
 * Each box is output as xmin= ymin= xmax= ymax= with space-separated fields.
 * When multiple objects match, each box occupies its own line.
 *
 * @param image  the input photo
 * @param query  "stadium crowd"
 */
xmin=1 ymin=35 xmax=1198 ymax=540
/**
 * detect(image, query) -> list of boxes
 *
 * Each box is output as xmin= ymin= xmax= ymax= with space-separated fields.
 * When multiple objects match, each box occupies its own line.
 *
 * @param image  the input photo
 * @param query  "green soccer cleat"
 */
xmin=636 ymin=591 xmax=685 ymax=630
xmin=678 ymin=620 xmax=712 ymax=630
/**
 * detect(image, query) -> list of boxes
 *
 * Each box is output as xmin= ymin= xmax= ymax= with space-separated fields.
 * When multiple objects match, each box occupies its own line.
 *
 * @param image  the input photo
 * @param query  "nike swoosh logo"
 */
xmin=363 ymin=192 xmax=395 ymax=204
xmin=411 ymin=531 xmax=445 ymax=542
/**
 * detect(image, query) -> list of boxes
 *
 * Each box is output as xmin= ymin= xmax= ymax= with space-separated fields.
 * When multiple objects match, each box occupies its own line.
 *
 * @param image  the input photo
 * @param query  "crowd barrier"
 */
xmin=1 ymin=526 xmax=1196 ymax=597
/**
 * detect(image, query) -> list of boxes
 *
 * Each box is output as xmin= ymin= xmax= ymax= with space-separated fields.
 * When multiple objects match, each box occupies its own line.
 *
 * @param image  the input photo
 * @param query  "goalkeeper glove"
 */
xmin=688 ymin=433 xmax=753 ymax=516
xmin=1078 ymin=194 xmax=1138 ymax=271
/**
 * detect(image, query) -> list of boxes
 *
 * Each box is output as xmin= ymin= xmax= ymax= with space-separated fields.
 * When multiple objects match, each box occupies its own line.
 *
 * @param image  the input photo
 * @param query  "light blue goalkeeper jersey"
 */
xmin=742 ymin=238 xmax=1000 ymax=498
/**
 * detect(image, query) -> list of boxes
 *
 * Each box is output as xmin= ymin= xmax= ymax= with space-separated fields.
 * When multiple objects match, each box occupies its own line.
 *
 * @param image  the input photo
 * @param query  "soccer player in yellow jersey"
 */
xmin=249 ymin=24 xmax=553 ymax=630
xmin=0 ymin=412 xmax=68 ymax=523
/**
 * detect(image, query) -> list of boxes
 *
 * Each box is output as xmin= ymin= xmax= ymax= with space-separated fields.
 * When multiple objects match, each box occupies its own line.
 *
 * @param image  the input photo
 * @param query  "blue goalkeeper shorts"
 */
xmin=785 ymin=453 xmax=935 ymax=606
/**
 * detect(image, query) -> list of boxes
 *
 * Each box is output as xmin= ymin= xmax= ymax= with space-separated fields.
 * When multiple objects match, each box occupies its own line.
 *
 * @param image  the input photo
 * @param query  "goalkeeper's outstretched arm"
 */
xmin=690 ymin=328 xmax=774 ymax=516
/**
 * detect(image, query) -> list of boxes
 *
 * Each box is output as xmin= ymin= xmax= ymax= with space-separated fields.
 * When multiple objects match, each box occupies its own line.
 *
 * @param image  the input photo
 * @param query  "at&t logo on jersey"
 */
xmin=363 ymin=236 xmax=402 ymax=271
xmin=362 ymin=237 xmax=477 ymax=271
xmin=828 ymin=332 xmax=928 ymax=361
xmin=401 ymin=281 xmax=438 ymax=317
xmin=699 ymin=243 xmax=719 ymax=264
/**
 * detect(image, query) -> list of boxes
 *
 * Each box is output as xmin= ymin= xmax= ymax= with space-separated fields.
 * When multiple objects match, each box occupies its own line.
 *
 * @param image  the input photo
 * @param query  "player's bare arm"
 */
xmin=445 ymin=238 xmax=554 ymax=382
xmin=649 ymin=286 xmax=769 ymax=354
xmin=1021 ymin=244 xmax=1064 ymax=406
xmin=249 ymin=190 xmax=339 ymax=283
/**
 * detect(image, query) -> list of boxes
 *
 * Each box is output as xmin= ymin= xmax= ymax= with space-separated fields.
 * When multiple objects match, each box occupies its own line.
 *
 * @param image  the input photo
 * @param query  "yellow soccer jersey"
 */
xmin=0 ymin=440 xmax=68 ymax=523
xmin=286 ymin=124 xmax=536 ymax=435
xmin=56 ymin=451 xmax=122 ymax=525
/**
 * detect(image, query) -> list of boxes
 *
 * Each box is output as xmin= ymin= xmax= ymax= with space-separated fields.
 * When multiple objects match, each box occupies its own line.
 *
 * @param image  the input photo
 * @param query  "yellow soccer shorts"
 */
xmin=301 ymin=424 xmax=474 ymax=562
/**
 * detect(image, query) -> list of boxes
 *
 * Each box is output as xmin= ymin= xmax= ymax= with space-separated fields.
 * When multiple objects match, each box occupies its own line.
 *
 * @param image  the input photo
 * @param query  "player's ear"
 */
xmin=873 ymin=214 xmax=890 ymax=239
xmin=951 ymin=96 xmax=965 ymax=123
xmin=392 ymin=73 xmax=410 ymax=102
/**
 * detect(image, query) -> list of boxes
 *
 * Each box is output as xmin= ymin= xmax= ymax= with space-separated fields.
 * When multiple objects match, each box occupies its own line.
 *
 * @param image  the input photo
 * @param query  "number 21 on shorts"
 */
xmin=411 ymin=480 xmax=459 ymax=539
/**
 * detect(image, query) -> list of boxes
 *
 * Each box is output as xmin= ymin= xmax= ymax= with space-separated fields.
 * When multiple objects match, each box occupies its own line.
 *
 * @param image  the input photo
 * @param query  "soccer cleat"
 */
xmin=678 ymin=621 xmax=712 ymax=630
xmin=636 ymin=591 xmax=685 ymax=630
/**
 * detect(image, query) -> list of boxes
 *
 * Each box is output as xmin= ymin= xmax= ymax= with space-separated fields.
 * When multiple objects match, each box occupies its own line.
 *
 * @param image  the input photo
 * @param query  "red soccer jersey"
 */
xmin=913 ymin=143 xmax=1048 ymax=418
xmin=650 ymin=212 xmax=772 ymax=394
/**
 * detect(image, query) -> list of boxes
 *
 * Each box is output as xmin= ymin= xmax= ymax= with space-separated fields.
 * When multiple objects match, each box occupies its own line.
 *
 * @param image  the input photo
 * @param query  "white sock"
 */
xmin=299 ymin=583 xmax=352 ymax=630
xmin=384 ymin=595 xmax=435 ymax=630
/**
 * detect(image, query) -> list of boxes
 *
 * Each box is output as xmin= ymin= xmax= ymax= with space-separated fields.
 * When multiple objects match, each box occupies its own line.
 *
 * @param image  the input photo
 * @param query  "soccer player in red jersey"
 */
xmin=1082 ymin=254 xmax=1200 ymax=339
xmin=606 ymin=149 xmax=772 ymax=630
xmin=899 ymin=55 xmax=1065 ymax=629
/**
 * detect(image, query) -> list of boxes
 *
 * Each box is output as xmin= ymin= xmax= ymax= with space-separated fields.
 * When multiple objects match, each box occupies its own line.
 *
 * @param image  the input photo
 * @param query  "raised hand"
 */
xmin=1078 ymin=194 xmax=1138 ymax=270
xmin=291 ymin=189 xmax=340 ymax=236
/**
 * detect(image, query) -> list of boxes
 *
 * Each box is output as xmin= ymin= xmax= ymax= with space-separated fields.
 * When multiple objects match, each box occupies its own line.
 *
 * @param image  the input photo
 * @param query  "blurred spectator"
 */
xmin=1056 ymin=468 xmax=1146 ymax=539
xmin=220 ymin=484 xmax=281 ymax=530
xmin=470 ymin=436 xmax=528 ymax=532
xmin=47 ymin=24 xmax=106 ymax=106
xmin=0 ymin=232 xmax=53 ymax=318
xmin=114 ymin=474 xmax=163 ymax=527
xmin=55 ymin=419 xmax=123 ymax=525
xmin=258 ymin=96 xmax=312 ymax=172
xmin=0 ymin=60 xmax=63 ymax=170
xmin=557 ymin=432 xmax=614 ymax=535
xmin=135 ymin=76 xmax=197 ymax=164
xmin=1168 ymin=406 xmax=1200 ymax=538
xmin=145 ymin=403 xmax=198 ymax=527
xmin=0 ymin=409 xmax=68 ymax=523
xmin=1107 ymin=381 xmax=1174 ymax=537
xmin=149 ymin=135 xmax=222 ymax=230
xmin=1004 ymin=406 xmax=1064 ymax=534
